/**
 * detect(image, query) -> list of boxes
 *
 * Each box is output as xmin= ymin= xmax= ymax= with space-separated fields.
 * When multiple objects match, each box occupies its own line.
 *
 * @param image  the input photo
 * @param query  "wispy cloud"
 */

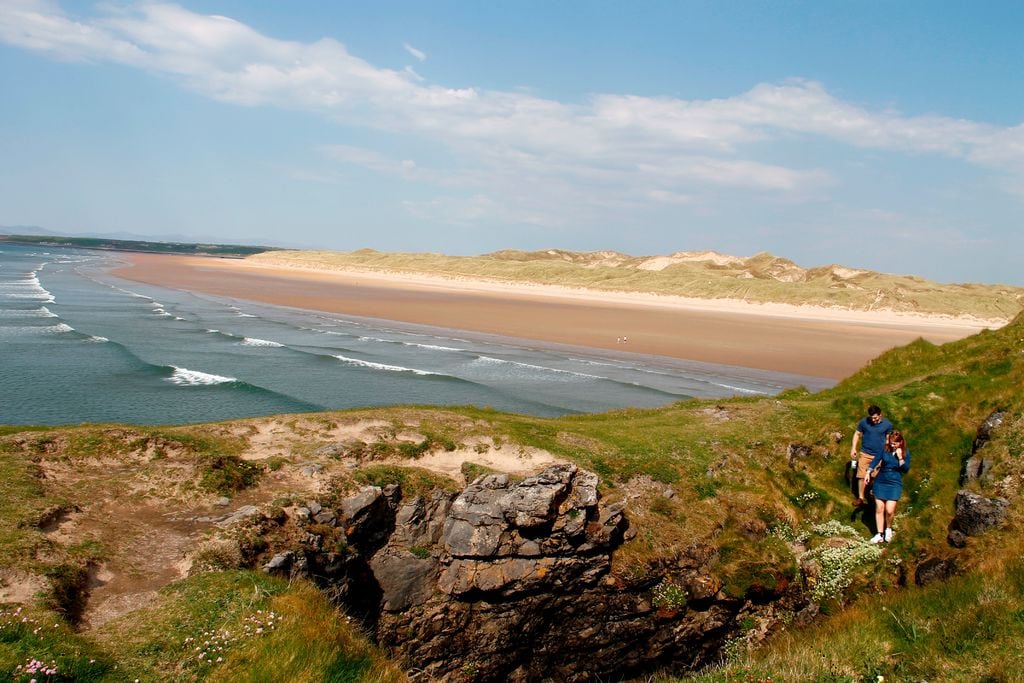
xmin=403 ymin=42 xmax=425 ymax=62
xmin=2 ymin=0 xmax=1022 ymax=233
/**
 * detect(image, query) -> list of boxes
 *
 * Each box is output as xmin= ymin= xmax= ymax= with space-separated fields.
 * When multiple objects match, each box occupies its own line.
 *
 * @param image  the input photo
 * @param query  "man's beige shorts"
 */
xmin=856 ymin=452 xmax=876 ymax=478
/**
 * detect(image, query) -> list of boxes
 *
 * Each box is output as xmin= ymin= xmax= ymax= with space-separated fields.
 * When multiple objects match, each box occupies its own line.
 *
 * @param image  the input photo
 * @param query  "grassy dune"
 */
xmin=250 ymin=248 xmax=1024 ymax=321
xmin=1 ymin=313 xmax=1023 ymax=681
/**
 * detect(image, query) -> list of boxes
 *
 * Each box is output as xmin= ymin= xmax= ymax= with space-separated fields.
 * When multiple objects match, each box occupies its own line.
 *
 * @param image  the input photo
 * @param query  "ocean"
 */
xmin=0 ymin=244 xmax=832 ymax=425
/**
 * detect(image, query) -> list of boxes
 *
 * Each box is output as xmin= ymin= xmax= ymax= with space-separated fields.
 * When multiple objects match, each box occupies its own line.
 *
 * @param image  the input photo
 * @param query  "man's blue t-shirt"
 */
xmin=857 ymin=416 xmax=893 ymax=456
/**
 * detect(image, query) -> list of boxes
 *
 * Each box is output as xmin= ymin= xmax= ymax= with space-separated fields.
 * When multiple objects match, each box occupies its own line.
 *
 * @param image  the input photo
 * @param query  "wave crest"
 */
xmin=166 ymin=367 xmax=236 ymax=386
xmin=333 ymin=354 xmax=438 ymax=376
xmin=241 ymin=337 xmax=284 ymax=347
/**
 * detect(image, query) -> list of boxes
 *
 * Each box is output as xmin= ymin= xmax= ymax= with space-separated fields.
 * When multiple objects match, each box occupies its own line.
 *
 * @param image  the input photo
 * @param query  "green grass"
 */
xmin=0 ymin=605 xmax=120 ymax=683
xmin=198 ymin=455 xmax=264 ymax=494
xmin=352 ymin=464 xmax=460 ymax=497
xmin=676 ymin=552 xmax=1024 ymax=682
xmin=95 ymin=571 xmax=404 ymax=683
xmin=2 ymin=311 xmax=1023 ymax=680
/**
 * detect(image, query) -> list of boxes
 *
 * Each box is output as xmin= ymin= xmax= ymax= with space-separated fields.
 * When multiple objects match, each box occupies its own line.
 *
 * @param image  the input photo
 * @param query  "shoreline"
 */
xmin=112 ymin=253 xmax=998 ymax=380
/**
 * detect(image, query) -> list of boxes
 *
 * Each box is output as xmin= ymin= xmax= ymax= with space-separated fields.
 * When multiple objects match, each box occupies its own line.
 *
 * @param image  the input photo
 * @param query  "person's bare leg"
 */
xmin=885 ymin=500 xmax=897 ymax=530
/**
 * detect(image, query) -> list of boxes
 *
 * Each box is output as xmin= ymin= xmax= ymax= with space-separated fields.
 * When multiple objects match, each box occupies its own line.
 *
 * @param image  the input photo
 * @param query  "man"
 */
xmin=851 ymin=404 xmax=893 ymax=507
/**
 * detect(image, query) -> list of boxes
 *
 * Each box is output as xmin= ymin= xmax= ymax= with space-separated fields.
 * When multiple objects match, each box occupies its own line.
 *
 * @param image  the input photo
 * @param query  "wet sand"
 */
xmin=112 ymin=253 xmax=994 ymax=380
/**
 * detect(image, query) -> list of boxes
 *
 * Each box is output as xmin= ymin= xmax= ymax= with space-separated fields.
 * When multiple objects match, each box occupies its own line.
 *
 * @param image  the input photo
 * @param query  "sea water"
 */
xmin=0 ymin=244 xmax=832 ymax=425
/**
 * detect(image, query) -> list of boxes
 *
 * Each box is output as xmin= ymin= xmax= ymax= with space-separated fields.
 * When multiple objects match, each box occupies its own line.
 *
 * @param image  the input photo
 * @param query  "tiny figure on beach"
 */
xmin=850 ymin=405 xmax=892 ymax=507
xmin=865 ymin=430 xmax=910 ymax=543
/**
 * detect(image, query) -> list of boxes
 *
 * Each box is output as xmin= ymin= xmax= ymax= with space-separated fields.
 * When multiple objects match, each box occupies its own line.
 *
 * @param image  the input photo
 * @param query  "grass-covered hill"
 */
xmin=250 ymin=248 xmax=1024 ymax=322
xmin=1 ymin=314 xmax=1023 ymax=681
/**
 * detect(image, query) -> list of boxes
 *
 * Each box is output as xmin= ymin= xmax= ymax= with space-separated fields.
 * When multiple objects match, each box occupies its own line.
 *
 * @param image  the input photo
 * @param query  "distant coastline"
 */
xmin=0 ymin=233 xmax=276 ymax=258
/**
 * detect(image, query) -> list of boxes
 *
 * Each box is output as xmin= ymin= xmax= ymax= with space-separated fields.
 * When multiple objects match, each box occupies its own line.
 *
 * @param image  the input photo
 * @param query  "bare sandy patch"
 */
xmin=378 ymin=438 xmax=565 ymax=483
xmin=0 ymin=569 xmax=47 ymax=604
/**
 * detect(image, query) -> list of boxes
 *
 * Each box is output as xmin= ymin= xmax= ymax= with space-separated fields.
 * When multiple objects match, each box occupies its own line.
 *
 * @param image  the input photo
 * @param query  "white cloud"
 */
xmin=2 ymin=1 xmax=1023 ymax=234
xmin=403 ymin=42 xmax=425 ymax=62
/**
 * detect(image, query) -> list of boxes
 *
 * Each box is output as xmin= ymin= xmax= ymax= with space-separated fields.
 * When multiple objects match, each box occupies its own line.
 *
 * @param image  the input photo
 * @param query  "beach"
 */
xmin=113 ymin=253 xmax=997 ymax=380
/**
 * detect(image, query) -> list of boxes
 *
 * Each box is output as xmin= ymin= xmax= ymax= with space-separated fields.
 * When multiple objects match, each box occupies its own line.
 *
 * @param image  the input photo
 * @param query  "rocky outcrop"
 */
xmin=254 ymin=464 xmax=782 ymax=681
xmin=914 ymin=556 xmax=958 ymax=586
xmin=947 ymin=490 xmax=1009 ymax=546
xmin=948 ymin=410 xmax=1011 ymax=547
xmin=961 ymin=410 xmax=1005 ymax=485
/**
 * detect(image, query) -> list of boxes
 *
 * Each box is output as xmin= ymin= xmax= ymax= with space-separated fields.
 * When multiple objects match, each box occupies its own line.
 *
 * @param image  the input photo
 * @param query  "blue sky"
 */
xmin=1 ymin=2 xmax=1023 ymax=285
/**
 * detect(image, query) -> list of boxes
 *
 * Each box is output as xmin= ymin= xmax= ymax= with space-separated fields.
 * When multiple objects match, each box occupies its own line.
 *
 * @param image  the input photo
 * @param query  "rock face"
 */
xmin=948 ymin=490 xmax=1009 ymax=541
xmin=260 ymin=464 xmax=766 ymax=681
xmin=961 ymin=410 xmax=1005 ymax=485
xmin=948 ymin=411 xmax=1011 ymax=547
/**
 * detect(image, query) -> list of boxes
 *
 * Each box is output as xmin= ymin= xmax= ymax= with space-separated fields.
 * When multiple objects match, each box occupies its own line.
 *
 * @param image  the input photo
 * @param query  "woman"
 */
xmin=865 ymin=430 xmax=910 ymax=543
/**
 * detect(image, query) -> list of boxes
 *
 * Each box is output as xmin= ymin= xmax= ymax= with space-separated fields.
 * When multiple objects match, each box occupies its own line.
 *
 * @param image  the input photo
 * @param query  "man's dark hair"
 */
xmin=867 ymin=405 xmax=882 ymax=416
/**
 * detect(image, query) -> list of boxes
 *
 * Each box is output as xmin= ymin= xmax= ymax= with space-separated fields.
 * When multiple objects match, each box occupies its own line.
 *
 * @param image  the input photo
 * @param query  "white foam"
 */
xmin=0 ymin=323 xmax=71 ymax=337
xmin=712 ymin=382 xmax=768 ymax=395
xmin=473 ymin=355 xmax=602 ymax=379
xmin=241 ymin=337 xmax=284 ymax=347
xmin=407 ymin=341 xmax=464 ymax=352
xmin=334 ymin=354 xmax=437 ymax=375
xmin=358 ymin=335 xmax=464 ymax=353
xmin=166 ymin=367 xmax=236 ymax=386
xmin=0 ymin=277 xmax=54 ymax=301
xmin=87 ymin=335 xmax=109 ymax=343
xmin=236 ymin=312 xmax=256 ymax=318
xmin=0 ymin=306 xmax=57 ymax=318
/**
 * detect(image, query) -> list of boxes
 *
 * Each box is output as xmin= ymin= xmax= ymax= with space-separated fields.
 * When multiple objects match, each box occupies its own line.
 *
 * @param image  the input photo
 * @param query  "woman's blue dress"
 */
xmin=869 ymin=448 xmax=911 ymax=500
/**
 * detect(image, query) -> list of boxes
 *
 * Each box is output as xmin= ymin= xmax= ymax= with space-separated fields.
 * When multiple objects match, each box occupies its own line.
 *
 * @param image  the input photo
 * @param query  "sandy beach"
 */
xmin=112 ymin=253 xmax=998 ymax=380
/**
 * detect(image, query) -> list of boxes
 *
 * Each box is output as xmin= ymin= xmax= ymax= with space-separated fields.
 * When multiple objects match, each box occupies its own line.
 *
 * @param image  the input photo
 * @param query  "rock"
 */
xmin=962 ymin=453 xmax=994 ymax=485
xmin=214 ymin=496 xmax=231 ymax=507
xmin=973 ymin=410 xmax=1005 ymax=451
xmin=307 ymin=501 xmax=323 ymax=515
xmin=370 ymin=550 xmax=438 ymax=611
xmin=313 ymin=509 xmax=337 ymax=526
xmin=793 ymin=602 xmax=820 ymax=626
xmin=216 ymin=505 xmax=261 ymax=528
xmin=684 ymin=574 xmax=723 ymax=602
xmin=963 ymin=410 xmax=1006 ymax=485
xmin=947 ymin=529 xmax=967 ymax=548
xmin=254 ymin=464 xmax=763 ymax=682
xmin=341 ymin=486 xmax=384 ymax=522
xmin=294 ymin=506 xmax=311 ymax=522
xmin=340 ymin=486 xmax=393 ymax=551
xmin=314 ymin=438 xmax=367 ymax=459
xmin=914 ymin=556 xmax=958 ymax=586
xmin=787 ymin=443 xmax=813 ymax=468
xmin=506 ymin=464 xmax=575 ymax=529
xmin=300 ymin=463 xmax=324 ymax=477
xmin=949 ymin=490 xmax=1009 ymax=536
xmin=263 ymin=551 xmax=294 ymax=575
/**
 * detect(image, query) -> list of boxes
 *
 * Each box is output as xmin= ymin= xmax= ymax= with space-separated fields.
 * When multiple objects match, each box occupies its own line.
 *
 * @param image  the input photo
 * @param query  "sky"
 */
xmin=1 ymin=2 xmax=1023 ymax=285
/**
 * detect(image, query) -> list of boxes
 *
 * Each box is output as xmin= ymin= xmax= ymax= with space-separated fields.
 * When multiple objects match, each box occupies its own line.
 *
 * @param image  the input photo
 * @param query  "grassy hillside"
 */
xmin=250 ymin=248 xmax=1024 ymax=321
xmin=1 ymin=314 xmax=1022 ymax=681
